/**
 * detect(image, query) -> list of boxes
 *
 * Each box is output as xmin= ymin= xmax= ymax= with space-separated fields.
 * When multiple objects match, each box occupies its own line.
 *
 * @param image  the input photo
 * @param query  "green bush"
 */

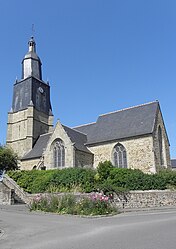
xmin=8 ymin=168 xmax=96 ymax=194
xmin=8 ymin=170 xmax=54 ymax=193
xmin=96 ymin=180 xmax=127 ymax=199
xmin=8 ymin=163 xmax=176 ymax=194
xmin=107 ymin=168 xmax=155 ymax=190
xmin=96 ymin=161 xmax=113 ymax=181
xmin=95 ymin=162 xmax=176 ymax=191
xmin=49 ymin=168 xmax=96 ymax=193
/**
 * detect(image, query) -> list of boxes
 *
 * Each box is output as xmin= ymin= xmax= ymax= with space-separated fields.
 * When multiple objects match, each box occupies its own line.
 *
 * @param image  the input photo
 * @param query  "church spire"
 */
xmin=28 ymin=36 xmax=36 ymax=52
xmin=22 ymin=37 xmax=42 ymax=80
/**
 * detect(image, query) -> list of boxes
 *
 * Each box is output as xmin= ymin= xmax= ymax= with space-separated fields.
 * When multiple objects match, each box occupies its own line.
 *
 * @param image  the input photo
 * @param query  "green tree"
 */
xmin=0 ymin=145 xmax=18 ymax=171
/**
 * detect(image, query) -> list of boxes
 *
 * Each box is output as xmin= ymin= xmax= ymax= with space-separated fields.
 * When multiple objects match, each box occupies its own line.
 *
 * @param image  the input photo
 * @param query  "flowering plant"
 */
xmin=30 ymin=193 xmax=117 ymax=216
xmin=90 ymin=192 xmax=109 ymax=202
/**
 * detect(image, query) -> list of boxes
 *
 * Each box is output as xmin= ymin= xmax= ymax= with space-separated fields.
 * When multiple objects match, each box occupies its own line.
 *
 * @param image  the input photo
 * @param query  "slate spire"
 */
xmin=22 ymin=36 xmax=42 ymax=80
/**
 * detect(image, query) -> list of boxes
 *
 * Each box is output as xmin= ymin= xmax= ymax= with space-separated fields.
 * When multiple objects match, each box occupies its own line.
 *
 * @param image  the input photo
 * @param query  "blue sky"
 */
xmin=0 ymin=0 xmax=176 ymax=157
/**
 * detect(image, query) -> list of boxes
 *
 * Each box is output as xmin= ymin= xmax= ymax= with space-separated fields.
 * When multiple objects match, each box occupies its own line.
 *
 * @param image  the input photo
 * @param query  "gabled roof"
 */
xmin=73 ymin=122 xmax=96 ymax=135
xmin=74 ymin=101 xmax=159 ymax=145
xmin=22 ymin=101 xmax=161 ymax=160
xmin=22 ymin=133 xmax=52 ymax=160
xmin=62 ymin=125 xmax=92 ymax=154
xmin=22 ymin=124 xmax=93 ymax=161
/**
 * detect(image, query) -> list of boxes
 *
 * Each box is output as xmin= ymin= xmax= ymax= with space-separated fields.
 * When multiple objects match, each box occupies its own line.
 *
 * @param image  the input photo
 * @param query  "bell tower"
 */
xmin=6 ymin=37 xmax=53 ymax=158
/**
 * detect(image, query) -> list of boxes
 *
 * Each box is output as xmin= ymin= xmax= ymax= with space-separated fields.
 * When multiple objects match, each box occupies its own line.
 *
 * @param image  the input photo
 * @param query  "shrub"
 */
xmin=8 ymin=164 xmax=176 ymax=194
xmin=96 ymin=161 xmax=113 ymax=181
xmin=30 ymin=194 xmax=117 ymax=216
xmin=96 ymin=180 xmax=127 ymax=199
xmin=8 ymin=168 xmax=96 ymax=193
xmin=50 ymin=168 xmax=96 ymax=192
xmin=8 ymin=170 xmax=54 ymax=193
xmin=58 ymin=194 xmax=77 ymax=214
xmin=76 ymin=195 xmax=116 ymax=215
xmin=107 ymin=167 xmax=176 ymax=190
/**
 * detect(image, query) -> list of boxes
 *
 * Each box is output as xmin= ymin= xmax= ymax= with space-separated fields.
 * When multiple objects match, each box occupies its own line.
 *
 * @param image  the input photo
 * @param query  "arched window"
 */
xmin=113 ymin=143 xmax=127 ymax=168
xmin=52 ymin=139 xmax=65 ymax=168
xmin=158 ymin=126 xmax=164 ymax=166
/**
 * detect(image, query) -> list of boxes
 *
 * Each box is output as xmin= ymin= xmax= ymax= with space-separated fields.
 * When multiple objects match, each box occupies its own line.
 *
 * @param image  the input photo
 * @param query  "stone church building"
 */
xmin=6 ymin=37 xmax=171 ymax=173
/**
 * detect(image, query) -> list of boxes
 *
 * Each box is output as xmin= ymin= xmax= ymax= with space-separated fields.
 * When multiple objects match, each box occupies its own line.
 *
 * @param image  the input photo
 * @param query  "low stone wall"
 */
xmin=2 ymin=175 xmax=29 ymax=204
xmin=1 ymin=177 xmax=176 ymax=209
xmin=27 ymin=190 xmax=176 ymax=210
xmin=114 ymin=190 xmax=176 ymax=209
xmin=0 ymin=182 xmax=14 ymax=205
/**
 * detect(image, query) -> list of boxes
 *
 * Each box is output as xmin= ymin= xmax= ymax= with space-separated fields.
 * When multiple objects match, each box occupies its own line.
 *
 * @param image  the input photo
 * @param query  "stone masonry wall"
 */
xmin=7 ymin=108 xmax=33 ymax=157
xmin=114 ymin=190 xmax=176 ymax=209
xmin=0 ymin=182 xmax=14 ymax=205
xmin=88 ymin=135 xmax=156 ymax=173
xmin=1 ymin=175 xmax=176 ymax=209
xmin=75 ymin=150 xmax=94 ymax=168
xmin=44 ymin=120 xmax=75 ymax=169
xmin=26 ymin=190 xmax=176 ymax=210
xmin=153 ymin=109 xmax=171 ymax=170
xmin=7 ymin=106 xmax=53 ymax=159
xmin=20 ymin=158 xmax=40 ymax=170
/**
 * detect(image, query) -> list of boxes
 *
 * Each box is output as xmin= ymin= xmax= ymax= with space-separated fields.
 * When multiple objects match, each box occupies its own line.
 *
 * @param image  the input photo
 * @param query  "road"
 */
xmin=0 ymin=205 xmax=176 ymax=249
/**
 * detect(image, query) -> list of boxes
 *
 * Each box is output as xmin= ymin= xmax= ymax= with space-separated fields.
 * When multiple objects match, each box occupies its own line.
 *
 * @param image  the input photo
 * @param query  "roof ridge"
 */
xmin=63 ymin=124 xmax=88 ymax=136
xmin=73 ymin=121 xmax=96 ymax=129
xmin=39 ymin=132 xmax=53 ymax=137
xmin=99 ymin=101 xmax=159 ymax=117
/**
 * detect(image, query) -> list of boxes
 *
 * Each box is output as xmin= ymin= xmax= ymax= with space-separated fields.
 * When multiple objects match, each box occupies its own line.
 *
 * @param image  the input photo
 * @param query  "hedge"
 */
xmin=8 ymin=168 xmax=96 ymax=193
xmin=7 ymin=162 xmax=176 ymax=194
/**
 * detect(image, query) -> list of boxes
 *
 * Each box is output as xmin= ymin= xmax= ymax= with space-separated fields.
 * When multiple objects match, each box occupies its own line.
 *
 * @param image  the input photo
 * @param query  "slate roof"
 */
xmin=73 ymin=122 xmax=96 ymax=135
xmin=22 ymin=124 xmax=92 ymax=160
xmin=171 ymin=159 xmax=176 ymax=169
xmin=12 ymin=76 xmax=51 ymax=114
xmin=22 ymin=101 xmax=160 ymax=160
xmin=62 ymin=125 xmax=92 ymax=154
xmin=74 ymin=101 xmax=159 ymax=145
xmin=22 ymin=133 xmax=52 ymax=160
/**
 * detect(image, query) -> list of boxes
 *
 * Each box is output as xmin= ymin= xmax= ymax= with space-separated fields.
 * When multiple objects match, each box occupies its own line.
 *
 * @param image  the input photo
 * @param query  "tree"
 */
xmin=0 ymin=145 xmax=19 ymax=171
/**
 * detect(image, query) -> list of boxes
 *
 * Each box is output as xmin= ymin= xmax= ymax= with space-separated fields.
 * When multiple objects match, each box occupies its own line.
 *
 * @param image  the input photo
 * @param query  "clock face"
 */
xmin=38 ymin=87 xmax=44 ymax=94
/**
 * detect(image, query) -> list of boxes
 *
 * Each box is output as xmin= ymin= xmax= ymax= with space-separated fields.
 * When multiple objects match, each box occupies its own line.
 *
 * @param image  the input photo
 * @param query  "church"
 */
xmin=6 ymin=37 xmax=171 ymax=173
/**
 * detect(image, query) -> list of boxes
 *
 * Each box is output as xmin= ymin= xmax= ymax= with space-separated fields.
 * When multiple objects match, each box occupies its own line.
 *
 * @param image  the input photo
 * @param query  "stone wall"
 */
xmin=75 ymin=150 xmax=94 ymax=167
xmin=20 ymin=158 xmax=41 ymax=170
xmin=88 ymin=135 xmax=156 ymax=173
xmin=7 ymin=106 xmax=53 ymax=159
xmin=44 ymin=120 xmax=75 ymax=168
xmin=26 ymin=190 xmax=176 ymax=210
xmin=1 ymin=176 xmax=176 ymax=210
xmin=114 ymin=190 xmax=176 ymax=209
xmin=0 ymin=182 xmax=14 ymax=205
xmin=153 ymin=109 xmax=171 ymax=170
xmin=7 ymin=108 xmax=33 ymax=157
xmin=2 ymin=175 xmax=29 ymax=205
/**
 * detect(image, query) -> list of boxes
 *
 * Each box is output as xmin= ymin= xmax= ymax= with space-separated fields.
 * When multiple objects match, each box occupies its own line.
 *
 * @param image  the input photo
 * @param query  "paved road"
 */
xmin=0 ymin=205 xmax=176 ymax=249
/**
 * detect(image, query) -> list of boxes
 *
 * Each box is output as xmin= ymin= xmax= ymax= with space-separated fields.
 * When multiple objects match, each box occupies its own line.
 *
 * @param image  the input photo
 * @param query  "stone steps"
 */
xmin=2 ymin=174 xmax=30 ymax=205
